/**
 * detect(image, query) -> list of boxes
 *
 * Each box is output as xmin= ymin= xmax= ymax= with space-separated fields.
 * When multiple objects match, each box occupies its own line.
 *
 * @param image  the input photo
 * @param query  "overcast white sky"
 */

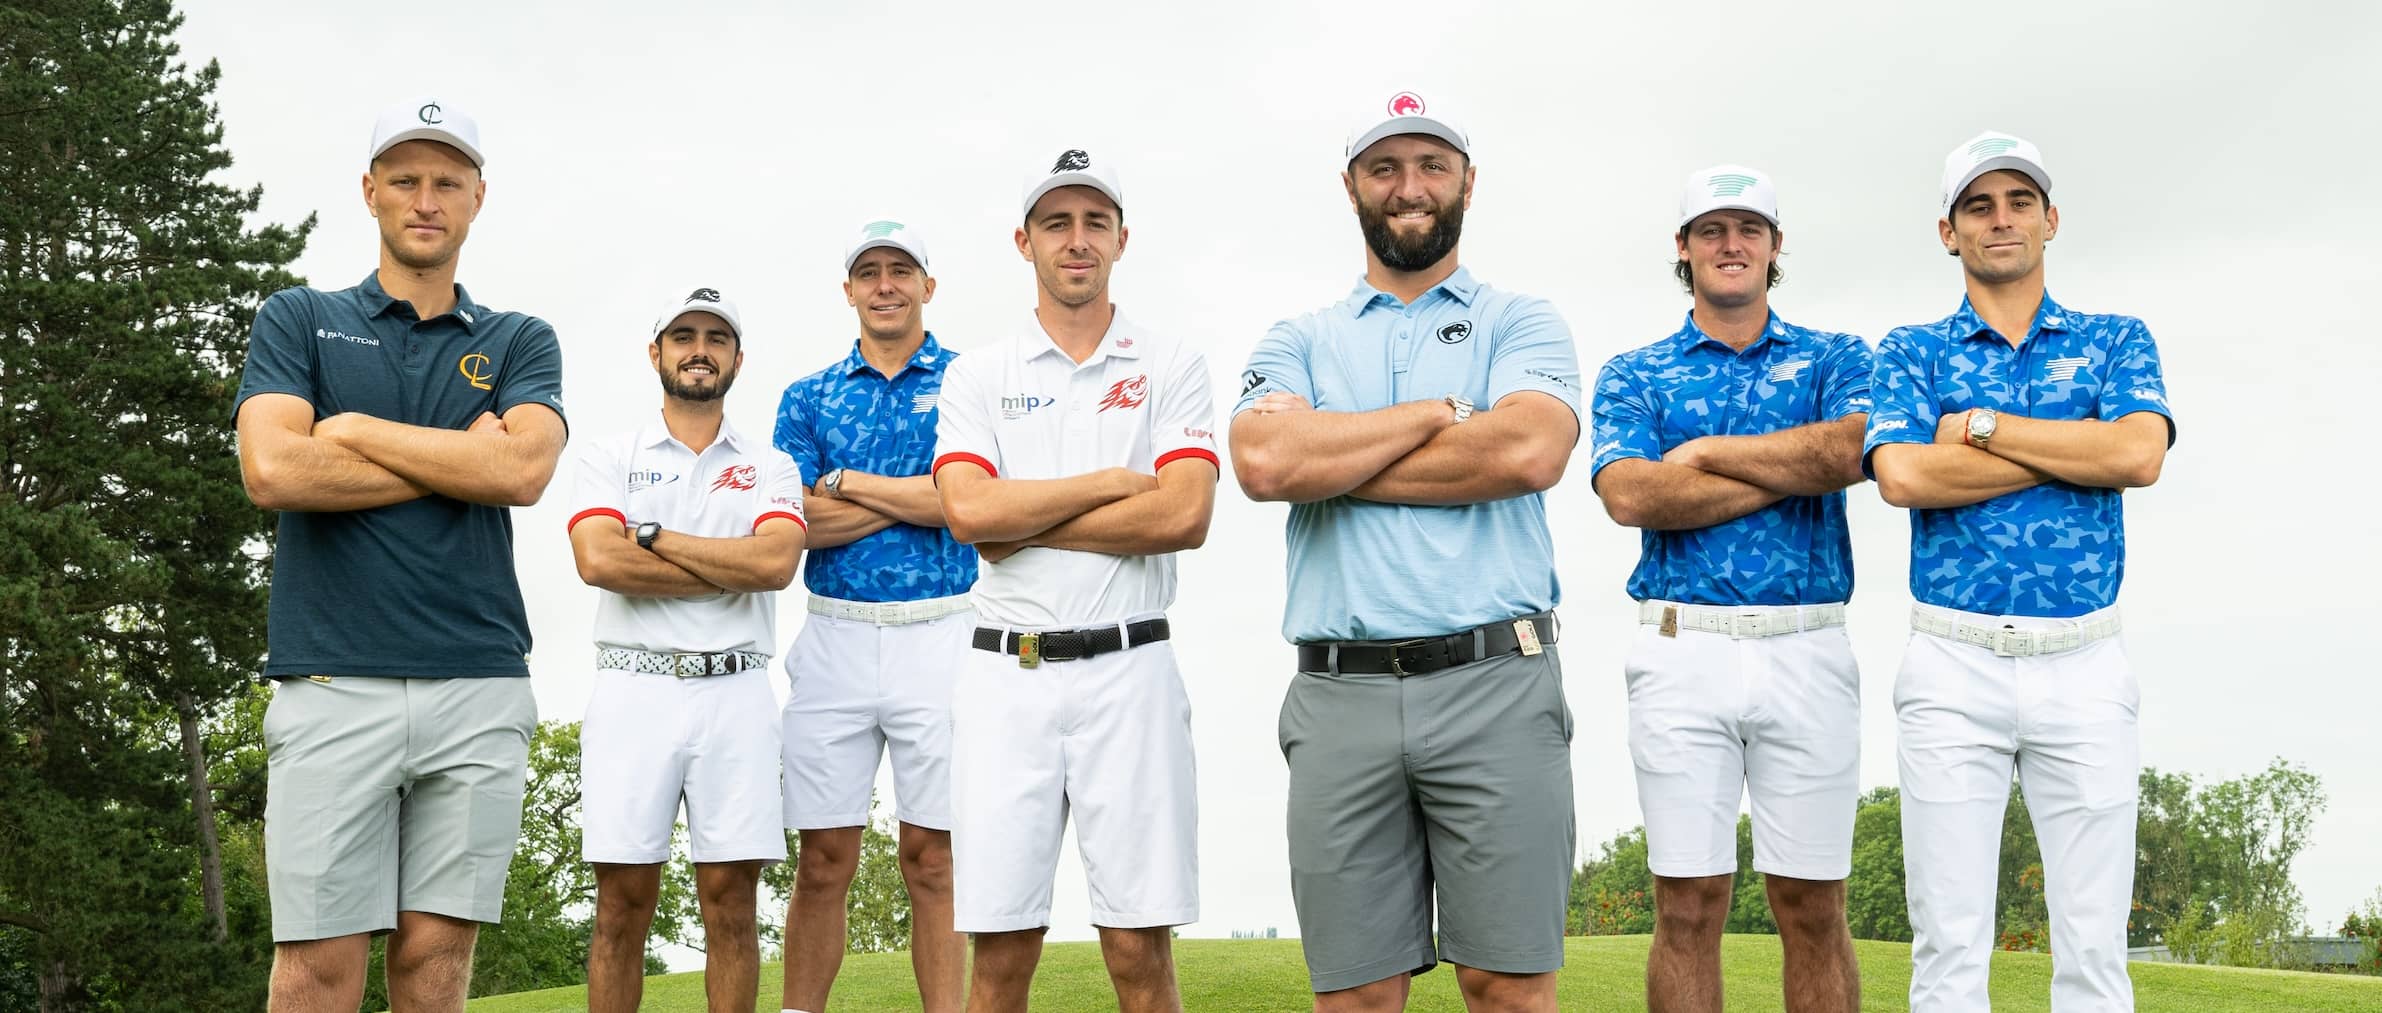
xmin=181 ymin=0 xmax=2382 ymax=951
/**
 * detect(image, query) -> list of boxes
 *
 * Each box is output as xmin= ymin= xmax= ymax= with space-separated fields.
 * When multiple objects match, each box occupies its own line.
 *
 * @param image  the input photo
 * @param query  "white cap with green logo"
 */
xmin=1941 ymin=131 xmax=2051 ymax=216
xmin=1679 ymin=165 xmax=1779 ymax=229
xmin=843 ymin=219 xmax=930 ymax=274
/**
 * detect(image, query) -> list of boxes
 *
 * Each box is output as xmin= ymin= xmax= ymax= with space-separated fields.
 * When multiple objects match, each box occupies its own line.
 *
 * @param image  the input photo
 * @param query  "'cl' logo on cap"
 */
xmin=1052 ymin=149 xmax=1091 ymax=174
xmin=1388 ymin=92 xmax=1425 ymax=116
xmin=417 ymin=101 xmax=442 ymax=125
xmin=687 ymin=287 xmax=721 ymax=303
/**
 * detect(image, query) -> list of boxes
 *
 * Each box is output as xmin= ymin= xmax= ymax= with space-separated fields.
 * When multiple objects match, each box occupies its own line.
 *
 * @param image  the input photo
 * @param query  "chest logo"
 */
xmin=628 ymin=469 xmax=680 ymax=493
xmin=710 ymin=465 xmax=757 ymax=492
xmin=1766 ymin=360 xmax=1812 ymax=383
xmin=1437 ymin=320 xmax=1472 ymax=344
xmin=458 ymin=352 xmax=493 ymax=390
xmin=2046 ymin=356 xmax=2091 ymax=382
xmin=1001 ymin=394 xmax=1050 ymax=420
xmin=1099 ymin=374 xmax=1150 ymax=412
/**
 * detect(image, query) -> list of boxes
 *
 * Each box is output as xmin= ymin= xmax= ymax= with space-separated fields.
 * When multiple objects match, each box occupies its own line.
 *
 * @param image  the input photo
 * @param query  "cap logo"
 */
xmin=1052 ymin=149 xmax=1091 ymax=174
xmin=1967 ymin=136 xmax=2020 ymax=158
xmin=417 ymin=101 xmax=442 ymax=125
xmin=1706 ymin=173 xmax=1760 ymax=198
xmin=1388 ymin=92 xmax=1425 ymax=116
xmin=861 ymin=220 xmax=905 ymax=238
xmin=686 ymin=287 xmax=722 ymax=303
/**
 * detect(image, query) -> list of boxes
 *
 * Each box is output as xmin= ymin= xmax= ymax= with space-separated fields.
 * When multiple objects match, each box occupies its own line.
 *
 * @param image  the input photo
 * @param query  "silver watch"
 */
xmin=1965 ymin=408 xmax=1999 ymax=448
xmin=1444 ymin=394 xmax=1475 ymax=424
xmin=821 ymin=467 xmax=847 ymax=497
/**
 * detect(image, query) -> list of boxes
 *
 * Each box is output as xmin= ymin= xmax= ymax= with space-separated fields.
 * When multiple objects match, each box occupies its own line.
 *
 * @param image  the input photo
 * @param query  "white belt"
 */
xmin=808 ymin=593 xmax=973 ymax=626
xmin=1637 ymin=601 xmax=1846 ymax=638
xmin=1909 ymin=606 xmax=2122 ymax=657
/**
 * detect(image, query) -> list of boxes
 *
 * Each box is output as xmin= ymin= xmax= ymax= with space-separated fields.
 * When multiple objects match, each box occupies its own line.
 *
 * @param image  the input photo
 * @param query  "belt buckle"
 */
xmin=1387 ymin=639 xmax=1429 ymax=677
xmin=1736 ymin=611 xmax=1765 ymax=638
xmin=1017 ymin=632 xmax=1042 ymax=669
xmin=1993 ymin=627 xmax=2030 ymax=658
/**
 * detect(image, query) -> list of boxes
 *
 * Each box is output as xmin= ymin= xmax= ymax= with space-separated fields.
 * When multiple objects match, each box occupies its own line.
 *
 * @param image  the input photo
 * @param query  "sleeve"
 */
xmin=1819 ymin=332 xmax=1877 ymax=420
xmin=496 ymin=317 xmax=568 ymax=432
xmin=1152 ymin=348 xmax=1220 ymax=474
xmin=931 ymin=355 xmax=1002 ymax=479
xmin=231 ymin=288 xmax=318 ymax=422
xmin=1484 ymin=296 xmax=1584 ymax=418
xmin=1861 ymin=327 xmax=1940 ymax=479
xmin=1588 ymin=356 xmax=1664 ymax=482
xmin=772 ymin=378 xmax=825 ymax=487
xmin=756 ymin=449 xmax=807 ymax=532
xmin=1229 ymin=320 xmax=1316 ymax=416
xmin=564 ymin=435 xmax=625 ymax=532
xmin=2098 ymin=318 xmax=2176 ymax=446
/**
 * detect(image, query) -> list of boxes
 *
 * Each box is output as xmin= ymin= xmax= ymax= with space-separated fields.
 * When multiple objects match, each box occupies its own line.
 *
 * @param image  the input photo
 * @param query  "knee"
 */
xmin=1769 ymin=879 xmax=1849 ymax=940
xmin=899 ymin=837 xmax=953 ymax=892
xmin=1654 ymin=879 xmax=1732 ymax=938
xmin=795 ymin=840 xmax=860 ymax=890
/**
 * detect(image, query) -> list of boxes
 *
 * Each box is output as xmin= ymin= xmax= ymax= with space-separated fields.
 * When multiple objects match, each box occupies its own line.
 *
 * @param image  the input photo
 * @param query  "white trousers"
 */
xmin=1898 ymin=603 xmax=2138 ymax=1013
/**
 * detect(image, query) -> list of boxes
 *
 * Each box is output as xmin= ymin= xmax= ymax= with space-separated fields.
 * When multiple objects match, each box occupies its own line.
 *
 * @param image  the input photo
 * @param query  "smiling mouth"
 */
xmin=869 ymin=302 xmax=904 ymax=313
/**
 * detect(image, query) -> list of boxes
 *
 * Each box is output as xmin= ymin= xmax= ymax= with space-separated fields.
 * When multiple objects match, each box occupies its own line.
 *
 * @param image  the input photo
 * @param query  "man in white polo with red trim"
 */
xmin=566 ymin=287 xmax=806 ymax=1013
xmin=932 ymin=148 xmax=1217 ymax=1013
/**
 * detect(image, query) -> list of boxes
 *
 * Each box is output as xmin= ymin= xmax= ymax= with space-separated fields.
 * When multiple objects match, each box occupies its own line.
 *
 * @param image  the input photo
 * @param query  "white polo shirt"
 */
xmin=932 ymin=310 xmax=1217 ymax=628
xmin=567 ymin=416 xmax=806 ymax=655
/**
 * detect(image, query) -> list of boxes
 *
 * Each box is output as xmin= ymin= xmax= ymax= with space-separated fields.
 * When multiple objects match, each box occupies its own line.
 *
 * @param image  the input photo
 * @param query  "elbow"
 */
xmin=1874 ymin=470 xmax=1922 ymax=508
xmin=504 ymin=470 xmax=555 ymax=508
xmin=765 ymin=549 xmax=802 ymax=591
xmin=1598 ymin=491 xmax=1645 ymax=529
xmin=942 ymin=499 xmax=989 ymax=545
xmin=2121 ymin=450 xmax=2164 ymax=489
xmin=1231 ymin=446 xmax=1292 ymax=502
xmin=1511 ymin=449 xmax=1568 ymax=495
xmin=572 ymin=551 xmax=610 ymax=589
xmin=1169 ymin=514 xmax=1212 ymax=552
xmin=242 ymin=458 xmax=290 ymax=511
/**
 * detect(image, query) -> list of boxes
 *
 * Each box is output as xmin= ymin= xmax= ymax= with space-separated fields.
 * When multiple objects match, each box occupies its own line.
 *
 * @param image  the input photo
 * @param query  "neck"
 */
xmin=857 ymin=328 xmax=928 ymax=378
xmin=1364 ymin=248 xmax=1460 ymax=305
xmin=1689 ymin=296 xmax=1770 ymax=350
xmin=1033 ymin=295 xmax=1115 ymax=365
xmin=1964 ymin=268 xmax=2047 ymax=347
xmin=661 ymin=397 xmax=726 ymax=455
xmin=376 ymin=252 xmax=461 ymax=319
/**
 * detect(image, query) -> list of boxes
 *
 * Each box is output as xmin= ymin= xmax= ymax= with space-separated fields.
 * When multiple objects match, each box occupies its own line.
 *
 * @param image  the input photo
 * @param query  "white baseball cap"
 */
xmin=651 ymin=287 xmax=743 ymax=341
xmin=1679 ymin=165 xmax=1780 ymax=229
xmin=1345 ymin=89 xmax=1470 ymax=163
xmin=1022 ymin=149 xmax=1124 ymax=219
xmin=368 ymin=96 xmax=484 ymax=168
xmin=843 ymin=219 xmax=929 ymax=274
xmin=1941 ymin=131 xmax=2051 ymax=216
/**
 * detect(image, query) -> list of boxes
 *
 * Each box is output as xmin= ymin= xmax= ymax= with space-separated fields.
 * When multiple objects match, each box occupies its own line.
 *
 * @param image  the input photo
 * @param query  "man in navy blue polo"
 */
xmin=234 ymin=98 xmax=566 ymax=1012
xmin=1866 ymin=132 xmax=2175 ymax=1013
xmin=1231 ymin=90 xmax=1581 ymax=1013
xmin=772 ymin=219 xmax=973 ymax=1013
xmin=1591 ymin=165 xmax=1870 ymax=1013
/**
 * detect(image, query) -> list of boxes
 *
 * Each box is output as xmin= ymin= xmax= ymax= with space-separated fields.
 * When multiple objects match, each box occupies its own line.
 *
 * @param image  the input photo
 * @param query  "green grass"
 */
xmin=468 ymin=935 xmax=2382 ymax=1012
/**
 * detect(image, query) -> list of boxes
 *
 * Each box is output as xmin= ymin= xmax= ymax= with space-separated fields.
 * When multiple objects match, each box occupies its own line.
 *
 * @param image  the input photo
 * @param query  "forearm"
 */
xmin=1231 ymin=400 xmax=1447 ymax=502
xmin=243 ymin=434 xmax=430 ymax=512
xmin=802 ymin=497 xmax=898 ymax=549
xmin=579 ymin=536 xmax=724 ymax=597
xmin=336 ymin=416 xmax=553 ymax=506
xmin=1597 ymin=460 xmax=1785 ymax=531
xmin=1979 ymin=413 xmax=2167 ymax=489
xmin=1680 ymin=417 xmax=1868 ymax=496
xmin=1350 ymin=400 xmax=1572 ymax=506
xmin=941 ymin=472 xmax=1135 ymax=544
xmin=648 ymin=529 xmax=803 ymax=593
xmin=1028 ymin=469 xmax=1216 ymax=556
xmin=837 ymin=472 xmax=945 ymax=527
xmin=1871 ymin=443 xmax=2046 ymax=509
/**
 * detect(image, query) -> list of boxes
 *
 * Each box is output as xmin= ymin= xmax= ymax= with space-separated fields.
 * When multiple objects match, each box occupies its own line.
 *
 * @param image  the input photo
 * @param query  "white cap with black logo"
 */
xmin=651 ymin=287 xmax=743 ymax=341
xmin=1345 ymin=89 xmax=1470 ymax=163
xmin=368 ymin=96 xmax=484 ymax=168
xmin=843 ymin=219 xmax=929 ymax=274
xmin=1022 ymin=149 xmax=1124 ymax=219
xmin=1679 ymin=165 xmax=1780 ymax=228
xmin=1940 ymin=131 xmax=2051 ymax=216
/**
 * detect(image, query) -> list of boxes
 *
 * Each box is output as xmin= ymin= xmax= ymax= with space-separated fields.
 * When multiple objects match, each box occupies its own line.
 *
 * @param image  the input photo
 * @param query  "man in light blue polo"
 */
xmin=1866 ymin=132 xmax=2175 ymax=1012
xmin=1590 ymin=165 xmax=1870 ymax=1013
xmin=1230 ymin=89 xmax=1581 ymax=1013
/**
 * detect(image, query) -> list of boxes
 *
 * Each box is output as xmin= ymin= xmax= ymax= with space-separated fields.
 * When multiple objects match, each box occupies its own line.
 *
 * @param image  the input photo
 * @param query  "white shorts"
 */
xmin=951 ymin=629 xmax=1198 ymax=932
xmin=581 ymin=666 xmax=786 ymax=865
xmin=1623 ymin=604 xmax=1861 ymax=881
xmin=781 ymin=610 xmax=970 ymax=831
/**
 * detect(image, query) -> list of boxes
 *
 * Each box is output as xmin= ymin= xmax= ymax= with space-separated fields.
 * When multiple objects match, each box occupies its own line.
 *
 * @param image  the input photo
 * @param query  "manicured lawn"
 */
xmin=467 ymin=935 xmax=2382 ymax=1011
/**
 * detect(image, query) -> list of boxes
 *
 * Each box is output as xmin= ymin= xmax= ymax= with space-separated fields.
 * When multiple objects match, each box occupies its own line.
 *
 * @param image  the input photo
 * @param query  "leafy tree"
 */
xmin=1566 ymin=827 xmax=1653 ymax=935
xmin=1844 ymin=786 xmax=1909 ymax=942
xmin=1 ymin=0 xmax=311 ymax=1007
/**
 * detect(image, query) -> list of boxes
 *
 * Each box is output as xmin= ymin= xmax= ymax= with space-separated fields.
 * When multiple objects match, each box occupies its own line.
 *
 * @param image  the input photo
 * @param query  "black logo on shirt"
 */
xmin=1052 ymin=149 xmax=1091 ymax=174
xmin=1437 ymin=320 xmax=1472 ymax=344
xmin=687 ymin=287 xmax=722 ymax=303
xmin=1240 ymin=370 xmax=1267 ymax=396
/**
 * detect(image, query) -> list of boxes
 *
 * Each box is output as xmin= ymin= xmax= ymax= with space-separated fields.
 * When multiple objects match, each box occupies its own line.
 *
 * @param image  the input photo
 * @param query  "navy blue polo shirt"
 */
xmin=234 ymin=272 xmax=565 ymax=677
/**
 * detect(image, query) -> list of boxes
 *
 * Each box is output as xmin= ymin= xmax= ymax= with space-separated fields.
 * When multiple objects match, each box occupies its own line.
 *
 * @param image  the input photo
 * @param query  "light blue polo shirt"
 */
xmin=1863 ymin=293 xmax=2176 ymax=618
xmin=1235 ymin=267 xmax=1582 ymax=642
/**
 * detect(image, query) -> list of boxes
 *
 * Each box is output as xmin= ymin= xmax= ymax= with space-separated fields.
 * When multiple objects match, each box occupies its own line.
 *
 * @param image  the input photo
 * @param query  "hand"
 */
xmin=1250 ymin=392 xmax=1312 ymax=415
xmin=468 ymin=411 xmax=509 ymax=435
xmin=1936 ymin=410 xmax=1970 ymax=446
xmin=1102 ymin=467 xmax=1161 ymax=499
xmin=975 ymin=539 xmax=1029 ymax=564
xmin=1663 ymin=436 xmax=1716 ymax=472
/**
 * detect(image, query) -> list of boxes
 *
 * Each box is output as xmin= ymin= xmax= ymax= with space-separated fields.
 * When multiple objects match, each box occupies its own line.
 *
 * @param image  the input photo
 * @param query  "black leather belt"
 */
xmin=1298 ymin=613 xmax=1557 ymax=676
xmin=972 ymin=618 xmax=1171 ymax=667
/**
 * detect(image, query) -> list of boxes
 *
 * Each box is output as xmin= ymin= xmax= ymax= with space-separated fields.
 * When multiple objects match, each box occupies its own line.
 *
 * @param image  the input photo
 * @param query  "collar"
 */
xmin=840 ymin=331 xmax=948 ymax=378
xmin=358 ymin=271 xmax=483 ymax=332
xmin=1342 ymin=265 xmax=1481 ymax=318
xmin=637 ymin=412 xmax=746 ymax=453
xmin=1949 ymin=291 xmax=2071 ymax=344
xmin=1020 ymin=309 xmax=1139 ymax=363
xmin=1670 ymin=309 xmax=1796 ymax=355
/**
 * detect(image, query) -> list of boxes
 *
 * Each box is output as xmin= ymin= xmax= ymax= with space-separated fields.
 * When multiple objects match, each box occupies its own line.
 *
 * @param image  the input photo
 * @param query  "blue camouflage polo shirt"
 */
xmin=774 ymin=333 xmax=976 ymax=603
xmin=1862 ymin=293 xmax=2175 ymax=618
xmin=1591 ymin=311 xmax=1874 ymax=605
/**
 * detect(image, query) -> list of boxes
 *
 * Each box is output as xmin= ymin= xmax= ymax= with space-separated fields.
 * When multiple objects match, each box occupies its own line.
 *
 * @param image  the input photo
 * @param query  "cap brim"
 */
xmin=1946 ymin=156 xmax=2051 ymax=212
xmin=1022 ymin=173 xmax=1123 ymax=218
xmin=843 ymin=238 xmax=928 ymax=274
xmin=1346 ymin=117 xmax=1469 ymax=162
xmin=655 ymin=305 xmax=741 ymax=340
xmin=1679 ymin=203 xmax=1781 ymax=229
xmin=371 ymin=127 xmax=485 ymax=168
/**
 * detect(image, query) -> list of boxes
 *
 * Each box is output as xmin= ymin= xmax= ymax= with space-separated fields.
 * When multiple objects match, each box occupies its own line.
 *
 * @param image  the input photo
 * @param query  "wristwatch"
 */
xmin=820 ymin=467 xmax=847 ymax=498
xmin=1444 ymin=394 xmax=1475 ymax=424
xmin=1964 ymin=408 xmax=1999 ymax=448
xmin=635 ymin=521 xmax=661 ymax=549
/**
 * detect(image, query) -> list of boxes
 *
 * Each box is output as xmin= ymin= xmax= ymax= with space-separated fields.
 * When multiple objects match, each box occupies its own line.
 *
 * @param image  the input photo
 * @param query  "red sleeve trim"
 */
xmin=1154 ymin=448 xmax=1221 ymax=472
xmin=754 ymin=511 xmax=807 ymax=532
xmin=568 ymin=507 xmax=626 ymax=532
xmin=932 ymin=452 xmax=998 ymax=479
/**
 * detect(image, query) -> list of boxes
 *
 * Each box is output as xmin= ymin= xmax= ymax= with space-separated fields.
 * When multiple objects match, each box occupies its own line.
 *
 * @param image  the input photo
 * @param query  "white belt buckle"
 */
xmin=1992 ymin=628 xmax=2033 ymax=658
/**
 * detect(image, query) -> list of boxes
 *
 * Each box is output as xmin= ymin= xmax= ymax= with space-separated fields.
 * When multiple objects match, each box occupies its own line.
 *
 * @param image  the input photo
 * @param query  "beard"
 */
xmin=660 ymin=360 xmax=736 ymax=402
xmin=1357 ymin=193 xmax=1465 ymax=273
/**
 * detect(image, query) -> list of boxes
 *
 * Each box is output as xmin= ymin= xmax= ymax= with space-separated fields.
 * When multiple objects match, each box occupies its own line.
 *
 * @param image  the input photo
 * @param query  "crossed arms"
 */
xmin=1229 ymin=391 xmax=1577 ymax=506
xmin=568 ymin=514 xmax=804 ymax=597
xmin=802 ymin=471 xmax=948 ymax=548
xmin=236 ymin=393 xmax=566 ymax=511
xmin=1594 ymin=417 xmax=1868 ymax=531
xmin=937 ymin=458 xmax=1218 ymax=564
xmin=1868 ymin=410 xmax=2168 ymax=509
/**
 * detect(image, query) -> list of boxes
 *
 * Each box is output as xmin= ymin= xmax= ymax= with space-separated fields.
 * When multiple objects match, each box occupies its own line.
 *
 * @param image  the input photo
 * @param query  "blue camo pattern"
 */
xmin=1590 ymin=312 xmax=1875 ymax=605
xmin=1862 ymin=294 xmax=2175 ymax=618
xmin=773 ymin=333 xmax=977 ymax=603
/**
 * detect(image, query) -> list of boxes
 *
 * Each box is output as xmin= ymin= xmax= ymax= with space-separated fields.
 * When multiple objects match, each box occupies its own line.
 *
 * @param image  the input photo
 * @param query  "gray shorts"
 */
xmin=263 ymin=675 xmax=537 ymax=942
xmin=1279 ymin=645 xmax=1575 ymax=992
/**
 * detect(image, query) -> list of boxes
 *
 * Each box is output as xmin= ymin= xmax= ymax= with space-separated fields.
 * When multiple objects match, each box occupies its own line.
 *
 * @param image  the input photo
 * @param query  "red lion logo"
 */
xmin=710 ymin=465 xmax=757 ymax=491
xmin=1389 ymin=92 xmax=1425 ymax=116
xmin=1098 ymin=374 xmax=1149 ymax=413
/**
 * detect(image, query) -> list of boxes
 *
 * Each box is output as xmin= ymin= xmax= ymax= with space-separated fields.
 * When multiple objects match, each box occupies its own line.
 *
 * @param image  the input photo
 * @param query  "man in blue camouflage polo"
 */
xmin=1866 ymin=132 xmax=2175 ymax=1012
xmin=772 ymin=219 xmax=972 ymax=1013
xmin=1590 ymin=165 xmax=1871 ymax=1013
